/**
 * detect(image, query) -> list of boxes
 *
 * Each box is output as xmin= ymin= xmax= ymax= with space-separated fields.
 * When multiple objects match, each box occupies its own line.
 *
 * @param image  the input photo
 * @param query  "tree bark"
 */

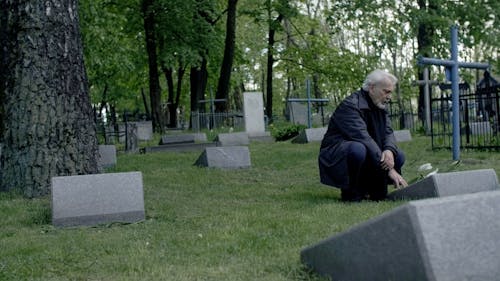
xmin=0 ymin=0 xmax=99 ymax=197
xmin=215 ymin=0 xmax=238 ymax=113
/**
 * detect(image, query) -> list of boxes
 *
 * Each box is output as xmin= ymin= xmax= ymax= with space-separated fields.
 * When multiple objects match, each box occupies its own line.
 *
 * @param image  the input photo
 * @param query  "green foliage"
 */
xmin=270 ymin=121 xmax=307 ymax=141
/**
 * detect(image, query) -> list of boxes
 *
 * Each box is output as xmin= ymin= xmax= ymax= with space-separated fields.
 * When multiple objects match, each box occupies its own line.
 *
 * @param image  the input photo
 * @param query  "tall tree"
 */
xmin=0 ymin=0 xmax=99 ymax=197
xmin=215 ymin=0 xmax=238 ymax=112
xmin=142 ymin=0 xmax=164 ymax=132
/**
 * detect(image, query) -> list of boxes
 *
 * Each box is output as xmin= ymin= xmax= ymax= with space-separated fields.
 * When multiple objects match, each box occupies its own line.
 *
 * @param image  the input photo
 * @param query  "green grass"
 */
xmin=1 ymin=135 xmax=499 ymax=280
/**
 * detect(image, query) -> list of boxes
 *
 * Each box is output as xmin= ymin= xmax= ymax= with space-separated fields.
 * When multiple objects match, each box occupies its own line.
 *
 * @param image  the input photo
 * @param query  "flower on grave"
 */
xmin=418 ymin=163 xmax=433 ymax=172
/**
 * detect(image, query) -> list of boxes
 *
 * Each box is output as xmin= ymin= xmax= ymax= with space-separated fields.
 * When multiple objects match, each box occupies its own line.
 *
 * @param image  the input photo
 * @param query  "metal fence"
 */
xmin=387 ymin=100 xmax=419 ymax=132
xmin=430 ymin=84 xmax=500 ymax=150
xmin=190 ymin=111 xmax=245 ymax=132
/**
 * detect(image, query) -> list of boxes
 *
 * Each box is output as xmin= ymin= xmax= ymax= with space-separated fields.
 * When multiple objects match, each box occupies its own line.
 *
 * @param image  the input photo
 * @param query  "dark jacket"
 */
xmin=318 ymin=89 xmax=398 ymax=188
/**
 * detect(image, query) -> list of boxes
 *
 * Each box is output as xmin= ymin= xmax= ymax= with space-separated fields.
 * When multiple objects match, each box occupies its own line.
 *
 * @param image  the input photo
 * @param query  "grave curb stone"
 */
xmin=51 ymin=171 xmax=145 ymax=227
xmin=301 ymin=190 xmax=500 ymax=281
xmin=388 ymin=168 xmax=499 ymax=200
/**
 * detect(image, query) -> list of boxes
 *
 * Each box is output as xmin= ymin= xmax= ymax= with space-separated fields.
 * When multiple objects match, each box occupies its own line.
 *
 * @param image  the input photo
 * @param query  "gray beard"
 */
xmin=375 ymin=102 xmax=386 ymax=110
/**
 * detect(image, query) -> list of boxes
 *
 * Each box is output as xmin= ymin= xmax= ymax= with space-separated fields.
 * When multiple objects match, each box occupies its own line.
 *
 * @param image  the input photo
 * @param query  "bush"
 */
xmin=270 ymin=122 xmax=307 ymax=141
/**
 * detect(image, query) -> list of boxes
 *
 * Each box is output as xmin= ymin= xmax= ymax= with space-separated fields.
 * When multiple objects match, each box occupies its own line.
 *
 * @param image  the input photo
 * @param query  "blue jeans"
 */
xmin=341 ymin=141 xmax=405 ymax=201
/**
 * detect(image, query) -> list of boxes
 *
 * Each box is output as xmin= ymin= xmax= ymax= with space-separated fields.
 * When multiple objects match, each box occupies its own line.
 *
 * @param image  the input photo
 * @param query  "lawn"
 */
xmin=1 ymin=134 xmax=499 ymax=280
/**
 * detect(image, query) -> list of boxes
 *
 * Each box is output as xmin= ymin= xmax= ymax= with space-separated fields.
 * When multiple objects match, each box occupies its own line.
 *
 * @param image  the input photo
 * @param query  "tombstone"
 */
xmin=215 ymin=132 xmax=250 ymax=146
xmin=194 ymin=146 xmax=251 ymax=169
xmin=51 ymin=172 xmax=145 ymax=227
xmin=129 ymin=121 xmax=153 ymax=141
xmin=469 ymin=121 xmax=492 ymax=135
xmin=292 ymin=127 xmax=326 ymax=143
xmin=243 ymin=92 xmax=268 ymax=138
xmin=98 ymin=145 xmax=117 ymax=169
xmin=289 ymin=102 xmax=308 ymax=125
xmin=388 ymin=169 xmax=499 ymax=201
xmin=301 ymin=190 xmax=500 ymax=281
xmin=393 ymin=129 xmax=412 ymax=142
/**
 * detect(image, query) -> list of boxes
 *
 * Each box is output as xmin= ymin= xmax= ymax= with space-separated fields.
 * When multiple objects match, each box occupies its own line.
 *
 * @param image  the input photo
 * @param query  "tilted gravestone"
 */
xmin=194 ymin=146 xmax=251 ymax=169
xmin=301 ymin=190 xmax=500 ymax=281
xmin=98 ymin=145 xmax=117 ymax=169
xmin=388 ymin=169 xmax=499 ymax=200
xmin=51 ymin=172 xmax=145 ymax=227
xmin=215 ymin=132 xmax=249 ymax=146
xmin=393 ymin=129 xmax=412 ymax=142
xmin=292 ymin=127 xmax=326 ymax=143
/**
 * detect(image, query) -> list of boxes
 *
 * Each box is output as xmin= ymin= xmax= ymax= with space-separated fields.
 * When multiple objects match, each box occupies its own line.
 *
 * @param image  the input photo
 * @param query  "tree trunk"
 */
xmin=0 ymin=0 xmax=99 ymax=197
xmin=142 ymin=0 xmax=164 ymax=132
xmin=215 ymin=0 xmax=238 ymax=113
xmin=416 ymin=0 xmax=436 ymax=124
xmin=266 ymin=13 xmax=284 ymax=123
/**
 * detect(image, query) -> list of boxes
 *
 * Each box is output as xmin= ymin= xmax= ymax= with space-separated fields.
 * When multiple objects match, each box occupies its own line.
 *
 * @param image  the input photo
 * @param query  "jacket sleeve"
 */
xmin=332 ymin=98 xmax=382 ymax=165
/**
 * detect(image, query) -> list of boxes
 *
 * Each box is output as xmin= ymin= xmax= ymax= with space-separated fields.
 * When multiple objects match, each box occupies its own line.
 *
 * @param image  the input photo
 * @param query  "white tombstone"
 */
xmin=243 ymin=92 xmax=267 ymax=137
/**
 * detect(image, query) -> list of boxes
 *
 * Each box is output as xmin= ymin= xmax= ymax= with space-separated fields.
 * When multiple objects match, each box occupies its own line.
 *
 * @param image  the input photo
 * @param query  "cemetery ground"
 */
xmin=1 ymin=134 xmax=500 ymax=280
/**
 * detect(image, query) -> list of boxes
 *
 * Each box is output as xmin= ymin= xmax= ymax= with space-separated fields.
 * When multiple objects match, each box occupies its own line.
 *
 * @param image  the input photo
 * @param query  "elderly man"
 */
xmin=319 ymin=69 xmax=408 ymax=201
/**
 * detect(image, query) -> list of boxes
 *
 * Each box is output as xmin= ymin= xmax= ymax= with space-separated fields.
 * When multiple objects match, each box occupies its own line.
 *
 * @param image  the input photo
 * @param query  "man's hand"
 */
xmin=380 ymin=150 xmax=395 ymax=171
xmin=388 ymin=169 xmax=408 ymax=189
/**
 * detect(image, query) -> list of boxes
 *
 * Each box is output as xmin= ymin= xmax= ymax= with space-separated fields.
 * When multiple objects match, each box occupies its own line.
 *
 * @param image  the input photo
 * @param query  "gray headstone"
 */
xmin=292 ymin=127 xmax=327 ymax=143
xmin=289 ymin=102 xmax=308 ymax=125
xmin=194 ymin=146 xmax=251 ymax=169
xmin=98 ymin=145 xmax=117 ymax=169
xmin=129 ymin=121 xmax=153 ymax=141
xmin=301 ymin=190 xmax=500 ymax=281
xmin=393 ymin=129 xmax=412 ymax=142
xmin=51 ymin=172 xmax=145 ymax=227
xmin=470 ymin=121 xmax=492 ymax=135
xmin=243 ymin=92 xmax=266 ymax=137
xmin=215 ymin=132 xmax=250 ymax=146
xmin=388 ymin=169 xmax=499 ymax=200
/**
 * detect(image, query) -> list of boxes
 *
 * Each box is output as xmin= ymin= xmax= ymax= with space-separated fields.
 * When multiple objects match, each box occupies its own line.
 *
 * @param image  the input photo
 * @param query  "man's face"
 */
xmin=369 ymin=79 xmax=393 ymax=109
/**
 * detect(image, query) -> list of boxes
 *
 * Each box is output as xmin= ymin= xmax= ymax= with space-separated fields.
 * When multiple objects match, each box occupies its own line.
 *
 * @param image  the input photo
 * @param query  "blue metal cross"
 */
xmin=418 ymin=25 xmax=489 ymax=160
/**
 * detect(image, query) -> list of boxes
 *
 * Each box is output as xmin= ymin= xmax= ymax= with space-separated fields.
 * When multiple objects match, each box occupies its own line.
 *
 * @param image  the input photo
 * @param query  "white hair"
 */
xmin=362 ymin=69 xmax=398 ymax=91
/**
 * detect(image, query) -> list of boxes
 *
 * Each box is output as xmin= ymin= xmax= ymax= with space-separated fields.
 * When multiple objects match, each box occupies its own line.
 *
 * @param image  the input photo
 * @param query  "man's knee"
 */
xmin=346 ymin=141 xmax=366 ymax=164
xmin=395 ymin=150 xmax=405 ymax=169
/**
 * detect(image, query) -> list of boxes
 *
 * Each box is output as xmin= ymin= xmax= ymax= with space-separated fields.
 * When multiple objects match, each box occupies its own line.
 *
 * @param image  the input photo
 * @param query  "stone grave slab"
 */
xmin=159 ymin=134 xmax=195 ymax=145
xmin=292 ymin=127 xmax=326 ymax=143
xmin=388 ymin=168 xmax=499 ymax=200
xmin=194 ymin=146 xmax=251 ymax=169
xmin=393 ymin=129 xmax=412 ymax=142
xmin=301 ymin=190 xmax=500 ymax=281
xmin=215 ymin=132 xmax=249 ymax=146
xmin=159 ymin=133 xmax=207 ymax=145
xmin=51 ymin=172 xmax=145 ymax=227
xmin=98 ymin=145 xmax=117 ymax=169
